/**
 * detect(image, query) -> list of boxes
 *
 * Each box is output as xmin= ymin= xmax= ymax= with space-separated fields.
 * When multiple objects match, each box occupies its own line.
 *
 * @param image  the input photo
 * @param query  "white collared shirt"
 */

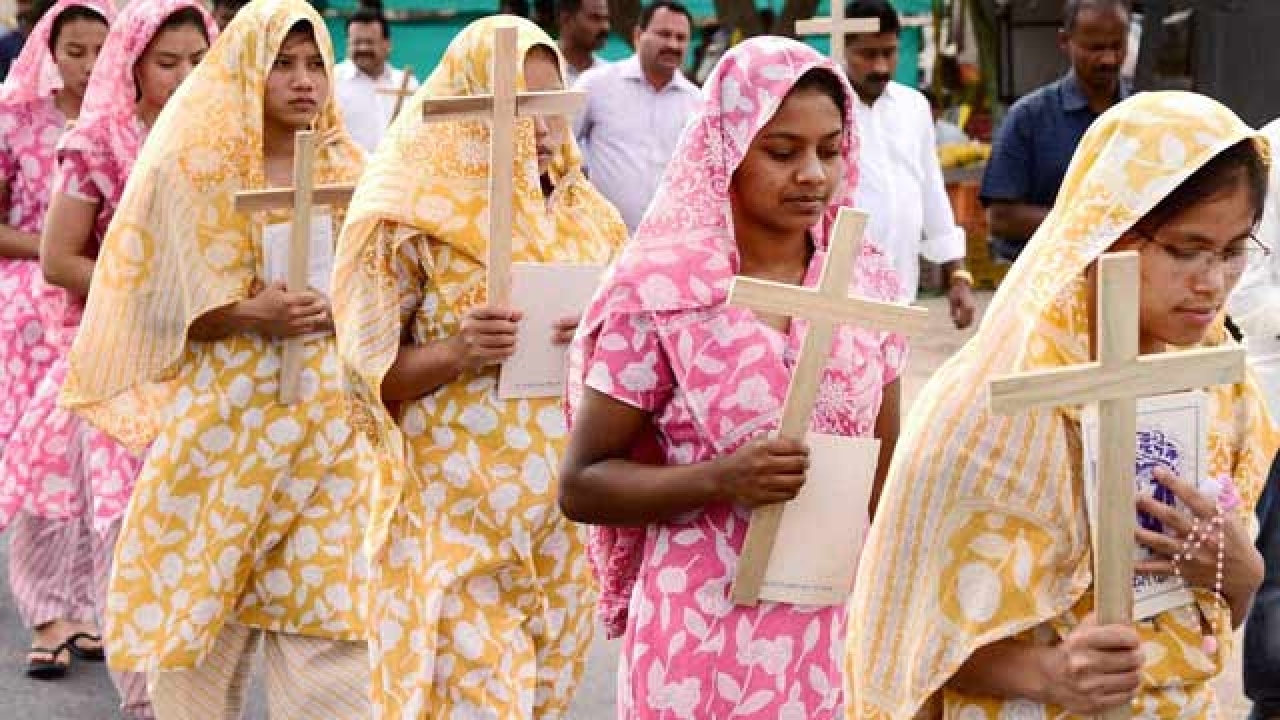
xmin=1227 ymin=119 xmax=1280 ymax=416
xmin=853 ymin=81 xmax=967 ymax=302
xmin=574 ymin=55 xmax=702 ymax=232
xmin=563 ymin=52 xmax=606 ymax=88
xmin=334 ymin=59 xmax=419 ymax=153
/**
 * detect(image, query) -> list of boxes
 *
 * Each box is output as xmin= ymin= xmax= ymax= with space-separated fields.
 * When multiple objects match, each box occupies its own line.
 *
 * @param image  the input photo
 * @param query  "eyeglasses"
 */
xmin=1132 ymin=228 xmax=1272 ymax=276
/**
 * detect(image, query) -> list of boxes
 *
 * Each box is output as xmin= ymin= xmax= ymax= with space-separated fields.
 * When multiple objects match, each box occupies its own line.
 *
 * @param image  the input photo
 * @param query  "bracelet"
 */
xmin=949 ymin=269 xmax=974 ymax=287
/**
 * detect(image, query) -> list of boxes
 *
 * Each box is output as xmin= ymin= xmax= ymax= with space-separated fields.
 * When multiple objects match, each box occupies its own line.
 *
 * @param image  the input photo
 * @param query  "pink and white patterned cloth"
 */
xmin=567 ymin=37 xmax=906 ymax=719
xmin=0 ymin=0 xmax=115 ymax=456
xmin=0 ymin=0 xmax=216 ymax=534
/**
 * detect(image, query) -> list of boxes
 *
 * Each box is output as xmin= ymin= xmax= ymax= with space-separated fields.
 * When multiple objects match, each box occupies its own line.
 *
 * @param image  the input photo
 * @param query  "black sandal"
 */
xmin=64 ymin=632 xmax=105 ymax=662
xmin=26 ymin=643 xmax=71 ymax=679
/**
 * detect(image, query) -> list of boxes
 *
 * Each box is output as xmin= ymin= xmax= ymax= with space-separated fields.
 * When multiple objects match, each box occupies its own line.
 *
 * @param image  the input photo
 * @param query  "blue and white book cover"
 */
xmin=1082 ymin=390 xmax=1207 ymax=620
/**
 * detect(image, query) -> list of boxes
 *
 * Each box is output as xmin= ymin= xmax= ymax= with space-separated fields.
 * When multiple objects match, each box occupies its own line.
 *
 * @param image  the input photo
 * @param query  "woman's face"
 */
xmin=1111 ymin=174 xmax=1259 ymax=351
xmin=135 ymin=23 xmax=209 ymax=119
xmin=523 ymin=47 xmax=566 ymax=176
xmin=52 ymin=16 xmax=109 ymax=102
xmin=730 ymin=85 xmax=845 ymax=238
xmin=263 ymin=30 xmax=329 ymax=132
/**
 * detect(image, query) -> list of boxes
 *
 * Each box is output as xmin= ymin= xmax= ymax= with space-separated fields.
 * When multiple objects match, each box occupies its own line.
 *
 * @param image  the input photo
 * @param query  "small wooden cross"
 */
xmin=421 ymin=25 xmax=584 ymax=306
xmin=233 ymin=130 xmax=355 ymax=405
xmin=728 ymin=207 xmax=931 ymax=606
xmin=375 ymin=64 xmax=415 ymax=119
xmin=988 ymin=252 xmax=1244 ymax=720
xmin=795 ymin=3 xmax=880 ymax=66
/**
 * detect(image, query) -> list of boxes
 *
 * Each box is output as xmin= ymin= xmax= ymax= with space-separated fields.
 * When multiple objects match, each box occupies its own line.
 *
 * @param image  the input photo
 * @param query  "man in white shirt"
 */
xmin=334 ymin=8 xmax=418 ymax=153
xmin=575 ymin=1 xmax=701 ymax=232
xmin=557 ymin=0 xmax=610 ymax=87
xmin=845 ymin=0 xmax=976 ymax=328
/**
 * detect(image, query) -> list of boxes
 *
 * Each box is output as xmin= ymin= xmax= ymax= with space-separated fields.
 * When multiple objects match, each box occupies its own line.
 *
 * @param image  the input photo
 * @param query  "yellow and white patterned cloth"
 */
xmin=60 ymin=0 xmax=371 ymax=671
xmin=333 ymin=14 xmax=627 ymax=718
xmin=845 ymin=92 xmax=1278 ymax=719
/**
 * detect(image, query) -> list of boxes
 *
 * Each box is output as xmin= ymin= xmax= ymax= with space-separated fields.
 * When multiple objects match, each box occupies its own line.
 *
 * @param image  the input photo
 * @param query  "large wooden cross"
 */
xmin=728 ymin=207 xmax=931 ymax=605
xmin=233 ymin=130 xmax=355 ymax=404
xmin=376 ymin=64 xmax=416 ymax=120
xmin=421 ymin=25 xmax=584 ymax=305
xmin=795 ymin=3 xmax=880 ymax=66
xmin=988 ymin=252 xmax=1244 ymax=720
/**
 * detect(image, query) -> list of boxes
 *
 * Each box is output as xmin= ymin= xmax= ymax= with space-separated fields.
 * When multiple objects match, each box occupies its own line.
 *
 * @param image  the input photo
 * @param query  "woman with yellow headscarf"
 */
xmin=845 ymin=92 xmax=1276 ymax=719
xmin=58 ymin=0 xmax=371 ymax=716
xmin=333 ymin=14 xmax=627 ymax=718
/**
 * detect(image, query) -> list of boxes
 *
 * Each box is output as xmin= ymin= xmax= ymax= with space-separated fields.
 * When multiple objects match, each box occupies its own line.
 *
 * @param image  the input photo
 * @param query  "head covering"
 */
xmin=0 ymin=0 xmax=114 ymax=108
xmin=57 ymin=0 xmax=217 ymax=203
xmin=60 ymin=0 xmax=362 ymax=449
xmin=566 ymin=36 xmax=903 ymax=637
xmin=333 ymin=14 xmax=627 ymax=554
xmin=847 ymin=92 xmax=1277 ymax=718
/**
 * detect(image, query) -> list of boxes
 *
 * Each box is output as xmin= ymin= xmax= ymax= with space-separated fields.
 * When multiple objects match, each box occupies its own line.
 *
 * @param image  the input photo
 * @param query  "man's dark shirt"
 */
xmin=981 ymin=71 xmax=1131 ymax=260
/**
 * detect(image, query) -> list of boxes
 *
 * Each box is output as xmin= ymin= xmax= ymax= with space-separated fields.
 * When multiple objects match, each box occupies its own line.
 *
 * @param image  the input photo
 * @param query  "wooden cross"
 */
xmin=728 ymin=207 xmax=931 ymax=606
xmin=988 ymin=252 xmax=1244 ymax=720
xmin=421 ymin=25 xmax=584 ymax=305
xmin=376 ymin=65 xmax=415 ymax=119
xmin=795 ymin=3 xmax=880 ymax=66
xmin=233 ymin=130 xmax=355 ymax=404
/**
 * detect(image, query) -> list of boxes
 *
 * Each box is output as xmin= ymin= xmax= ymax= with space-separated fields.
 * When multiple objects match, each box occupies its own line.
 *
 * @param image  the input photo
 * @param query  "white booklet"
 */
xmin=262 ymin=212 xmax=335 ymax=297
xmin=1082 ymin=390 xmax=1208 ymax=620
xmin=757 ymin=433 xmax=880 ymax=606
xmin=498 ymin=262 xmax=604 ymax=400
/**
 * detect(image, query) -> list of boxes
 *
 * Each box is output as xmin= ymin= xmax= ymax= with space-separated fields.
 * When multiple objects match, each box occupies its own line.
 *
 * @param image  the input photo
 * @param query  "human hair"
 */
xmin=844 ymin=0 xmax=901 ymax=35
xmin=284 ymin=19 xmax=317 ymax=44
xmin=1062 ymin=0 xmax=1130 ymax=33
xmin=346 ymin=8 xmax=389 ymax=39
xmin=1134 ymin=138 xmax=1270 ymax=235
xmin=788 ymin=67 xmax=848 ymax=124
xmin=638 ymin=1 xmax=692 ymax=31
xmin=212 ymin=0 xmax=248 ymax=9
xmin=48 ymin=5 xmax=107 ymax=52
xmin=559 ymin=0 xmax=585 ymax=15
xmin=156 ymin=7 xmax=210 ymax=44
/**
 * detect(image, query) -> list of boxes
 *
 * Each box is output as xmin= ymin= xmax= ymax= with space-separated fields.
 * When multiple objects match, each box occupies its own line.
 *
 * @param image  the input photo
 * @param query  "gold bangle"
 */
xmin=949 ymin=269 xmax=974 ymax=287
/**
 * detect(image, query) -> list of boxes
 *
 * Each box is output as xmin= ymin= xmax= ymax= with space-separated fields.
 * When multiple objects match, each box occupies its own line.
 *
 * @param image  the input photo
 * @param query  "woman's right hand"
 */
xmin=450 ymin=305 xmax=523 ymax=372
xmin=1041 ymin=614 xmax=1143 ymax=715
xmin=243 ymin=281 xmax=330 ymax=338
xmin=711 ymin=437 xmax=810 ymax=508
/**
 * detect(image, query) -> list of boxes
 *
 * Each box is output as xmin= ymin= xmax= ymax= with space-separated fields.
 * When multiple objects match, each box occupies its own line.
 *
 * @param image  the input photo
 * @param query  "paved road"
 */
xmin=0 ymin=293 xmax=1252 ymax=717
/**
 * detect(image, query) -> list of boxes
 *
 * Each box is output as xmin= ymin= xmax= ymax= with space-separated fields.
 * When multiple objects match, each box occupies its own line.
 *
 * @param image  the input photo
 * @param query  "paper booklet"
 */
xmin=1082 ymin=390 xmax=1208 ymax=620
xmin=262 ymin=211 xmax=335 ymax=297
xmin=262 ymin=212 xmax=335 ymax=342
xmin=498 ymin=262 xmax=604 ymax=400
xmin=757 ymin=433 xmax=880 ymax=606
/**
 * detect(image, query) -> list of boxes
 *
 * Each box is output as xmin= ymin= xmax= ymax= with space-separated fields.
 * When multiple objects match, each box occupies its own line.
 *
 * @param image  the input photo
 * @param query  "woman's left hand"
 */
xmin=553 ymin=315 xmax=580 ymax=345
xmin=1135 ymin=467 xmax=1262 ymax=622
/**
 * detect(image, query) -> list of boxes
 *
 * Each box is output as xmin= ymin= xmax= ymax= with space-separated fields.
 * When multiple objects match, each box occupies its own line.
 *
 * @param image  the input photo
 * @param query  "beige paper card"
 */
xmin=499 ymin=262 xmax=604 ymax=399
xmin=757 ymin=433 xmax=880 ymax=606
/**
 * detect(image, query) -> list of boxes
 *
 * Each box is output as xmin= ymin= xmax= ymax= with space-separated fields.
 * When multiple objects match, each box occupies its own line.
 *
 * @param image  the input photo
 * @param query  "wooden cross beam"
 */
xmin=795 ymin=4 xmax=880 ymax=66
xmin=232 ymin=130 xmax=355 ymax=404
xmin=421 ymin=25 xmax=585 ymax=305
xmin=375 ymin=65 xmax=415 ymax=119
xmin=728 ymin=207 xmax=931 ymax=606
xmin=988 ymin=252 xmax=1244 ymax=720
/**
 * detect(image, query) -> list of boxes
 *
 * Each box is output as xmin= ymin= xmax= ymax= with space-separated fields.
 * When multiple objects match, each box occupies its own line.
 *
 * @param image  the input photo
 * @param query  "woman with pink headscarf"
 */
xmin=559 ymin=37 xmax=905 ymax=718
xmin=0 ymin=0 xmax=111 ymax=682
xmin=0 ymin=1 xmax=215 ymax=714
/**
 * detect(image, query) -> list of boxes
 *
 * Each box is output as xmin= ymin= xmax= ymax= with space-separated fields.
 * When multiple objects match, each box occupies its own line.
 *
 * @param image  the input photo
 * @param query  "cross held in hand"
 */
xmin=420 ymin=24 xmax=585 ymax=307
xmin=232 ymin=130 xmax=355 ymax=404
xmin=795 ymin=6 xmax=880 ymax=66
xmin=987 ymin=252 xmax=1244 ymax=720
xmin=375 ymin=64 xmax=415 ymax=119
xmin=727 ymin=207 xmax=930 ymax=606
